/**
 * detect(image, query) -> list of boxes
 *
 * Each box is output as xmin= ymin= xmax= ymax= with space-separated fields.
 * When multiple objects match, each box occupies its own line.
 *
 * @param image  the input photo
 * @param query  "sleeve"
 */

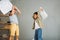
xmin=38 ymin=19 xmax=44 ymax=28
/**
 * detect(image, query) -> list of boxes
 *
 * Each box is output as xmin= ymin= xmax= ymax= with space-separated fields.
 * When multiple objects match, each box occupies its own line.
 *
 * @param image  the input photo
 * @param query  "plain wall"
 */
xmin=11 ymin=0 xmax=60 ymax=40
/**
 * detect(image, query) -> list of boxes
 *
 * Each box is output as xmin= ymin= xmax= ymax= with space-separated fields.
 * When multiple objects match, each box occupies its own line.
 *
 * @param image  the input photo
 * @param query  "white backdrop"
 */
xmin=11 ymin=0 xmax=60 ymax=40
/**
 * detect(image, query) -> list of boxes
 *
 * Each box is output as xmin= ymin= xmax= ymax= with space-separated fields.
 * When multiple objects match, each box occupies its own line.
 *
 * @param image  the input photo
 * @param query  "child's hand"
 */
xmin=39 ymin=7 xmax=43 ymax=12
xmin=13 ymin=6 xmax=21 ymax=15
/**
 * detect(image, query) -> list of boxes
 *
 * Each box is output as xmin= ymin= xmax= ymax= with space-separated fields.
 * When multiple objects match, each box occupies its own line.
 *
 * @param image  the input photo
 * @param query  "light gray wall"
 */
xmin=11 ymin=0 xmax=60 ymax=40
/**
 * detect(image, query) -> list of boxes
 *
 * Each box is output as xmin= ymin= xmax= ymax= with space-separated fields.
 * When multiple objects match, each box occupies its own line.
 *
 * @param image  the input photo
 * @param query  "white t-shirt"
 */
xmin=35 ymin=21 xmax=40 ymax=29
xmin=9 ymin=14 xmax=18 ymax=24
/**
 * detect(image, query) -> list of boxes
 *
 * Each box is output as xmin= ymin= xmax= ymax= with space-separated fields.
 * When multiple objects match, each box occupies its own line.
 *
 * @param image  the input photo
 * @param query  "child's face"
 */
xmin=33 ymin=14 xmax=38 ymax=19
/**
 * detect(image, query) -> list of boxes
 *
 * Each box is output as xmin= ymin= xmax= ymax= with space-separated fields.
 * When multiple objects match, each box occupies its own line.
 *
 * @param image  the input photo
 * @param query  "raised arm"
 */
xmin=37 ymin=7 xmax=44 ymax=20
xmin=13 ymin=6 xmax=21 ymax=15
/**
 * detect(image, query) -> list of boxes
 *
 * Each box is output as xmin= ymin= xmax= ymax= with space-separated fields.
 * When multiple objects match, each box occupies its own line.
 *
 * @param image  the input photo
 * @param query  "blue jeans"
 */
xmin=34 ymin=28 xmax=43 ymax=40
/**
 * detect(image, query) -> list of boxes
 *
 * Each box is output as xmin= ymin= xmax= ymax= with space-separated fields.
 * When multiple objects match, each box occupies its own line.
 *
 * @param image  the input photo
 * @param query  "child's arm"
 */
xmin=9 ymin=6 xmax=21 ymax=16
xmin=39 ymin=7 xmax=44 ymax=28
xmin=39 ymin=19 xmax=44 ymax=28
xmin=14 ymin=6 xmax=21 ymax=15
xmin=37 ymin=7 xmax=44 ymax=20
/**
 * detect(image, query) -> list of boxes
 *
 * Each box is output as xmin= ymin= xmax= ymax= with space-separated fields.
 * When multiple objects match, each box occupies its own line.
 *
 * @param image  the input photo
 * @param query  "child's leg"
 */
xmin=9 ymin=24 xmax=16 ymax=40
xmin=16 ymin=24 xmax=19 ymax=40
xmin=38 ymin=28 xmax=42 ymax=40
xmin=16 ymin=36 xmax=19 ymax=40
xmin=9 ymin=36 xmax=14 ymax=40
xmin=34 ymin=29 xmax=38 ymax=40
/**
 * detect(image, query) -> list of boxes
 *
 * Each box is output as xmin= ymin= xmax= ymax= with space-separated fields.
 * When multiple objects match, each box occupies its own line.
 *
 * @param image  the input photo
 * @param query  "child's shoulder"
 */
xmin=36 ymin=18 xmax=42 ymax=22
xmin=37 ymin=18 xmax=41 ymax=20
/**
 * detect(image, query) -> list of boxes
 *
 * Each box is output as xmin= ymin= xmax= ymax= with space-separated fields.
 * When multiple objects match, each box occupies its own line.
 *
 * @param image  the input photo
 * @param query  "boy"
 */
xmin=32 ymin=7 xmax=44 ymax=40
xmin=9 ymin=6 xmax=21 ymax=40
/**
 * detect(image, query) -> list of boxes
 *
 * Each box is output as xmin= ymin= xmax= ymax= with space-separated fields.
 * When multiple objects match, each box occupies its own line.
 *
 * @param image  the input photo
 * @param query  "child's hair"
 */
xmin=34 ymin=12 xmax=38 ymax=15
xmin=10 ymin=10 xmax=12 ymax=12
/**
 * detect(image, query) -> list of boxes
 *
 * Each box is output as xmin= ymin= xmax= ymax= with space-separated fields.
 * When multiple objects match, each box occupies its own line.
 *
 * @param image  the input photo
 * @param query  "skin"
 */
xmin=33 ymin=14 xmax=38 ymax=20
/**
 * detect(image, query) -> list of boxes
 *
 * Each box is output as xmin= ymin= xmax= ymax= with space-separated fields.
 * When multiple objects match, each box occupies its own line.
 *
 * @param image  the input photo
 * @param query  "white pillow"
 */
xmin=0 ymin=0 xmax=12 ymax=14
